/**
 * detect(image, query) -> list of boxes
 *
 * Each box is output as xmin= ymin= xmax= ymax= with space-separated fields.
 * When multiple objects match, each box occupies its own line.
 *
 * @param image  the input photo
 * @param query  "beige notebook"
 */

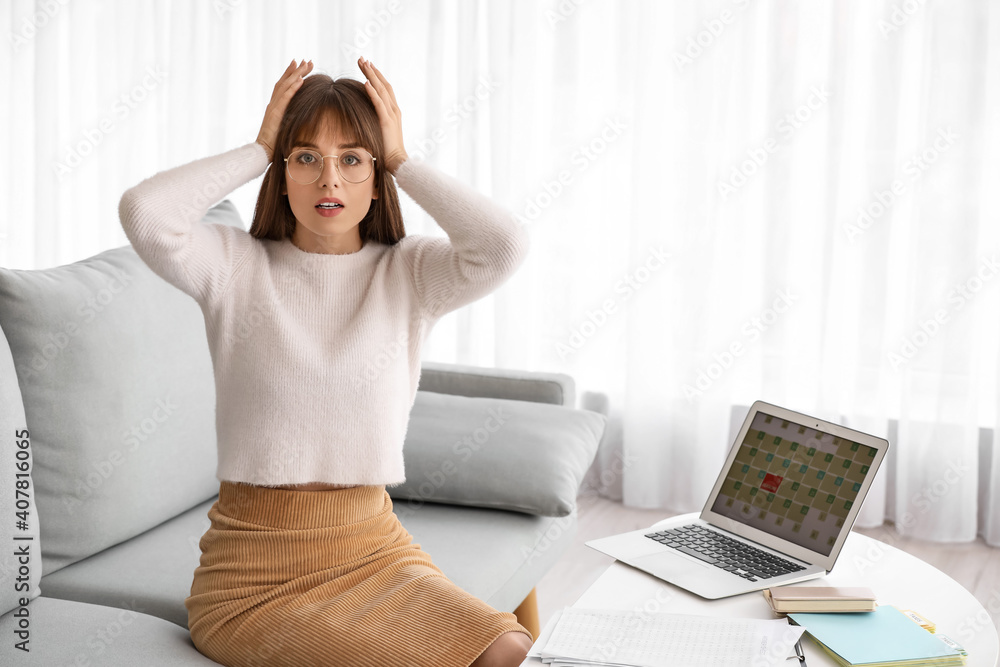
xmin=764 ymin=586 xmax=877 ymax=613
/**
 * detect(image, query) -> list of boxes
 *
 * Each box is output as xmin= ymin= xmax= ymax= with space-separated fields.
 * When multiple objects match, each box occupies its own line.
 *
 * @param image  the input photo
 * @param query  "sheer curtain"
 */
xmin=3 ymin=0 xmax=998 ymax=545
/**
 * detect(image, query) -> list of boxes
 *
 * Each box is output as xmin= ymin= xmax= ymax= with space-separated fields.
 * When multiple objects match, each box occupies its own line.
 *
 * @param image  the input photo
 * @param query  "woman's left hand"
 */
xmin=359 ymin=57 xmax=408 ymax=174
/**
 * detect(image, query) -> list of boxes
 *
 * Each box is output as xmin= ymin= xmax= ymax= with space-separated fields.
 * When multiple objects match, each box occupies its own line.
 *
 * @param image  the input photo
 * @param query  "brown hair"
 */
xmin=249 ymin=74 xmax=406 ymax=246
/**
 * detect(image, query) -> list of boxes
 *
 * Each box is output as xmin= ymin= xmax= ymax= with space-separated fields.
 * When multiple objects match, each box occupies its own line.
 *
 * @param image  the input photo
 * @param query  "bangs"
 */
xmin=294 ymin=105 xmax=364 ymax=150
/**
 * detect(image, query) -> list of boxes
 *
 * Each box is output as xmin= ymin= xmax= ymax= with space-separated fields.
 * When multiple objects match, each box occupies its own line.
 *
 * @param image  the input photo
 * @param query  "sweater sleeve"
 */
xmin=392 ymin=158 xmax=530 ymax=321
xmin=118 ymin=141 xmax=269 ymax=305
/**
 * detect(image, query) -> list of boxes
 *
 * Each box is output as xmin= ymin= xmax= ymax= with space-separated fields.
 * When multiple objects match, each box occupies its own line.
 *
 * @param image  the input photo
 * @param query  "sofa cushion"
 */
xmin=0 ymin=200 xmax=244 ymax=576
xmin=39 ymin=491 xmax=577 ymax=628
xmin=394 ymin=498 xmax=577 ymax=614
xmin=0 ymin=596 xmax=221 ymax=665
xmin=418 ymin=360 xmax=576 ymax=406
xmin=0 ymin=325 xmax=42 ymax=617
xmin=389 ymin=390 xmax=606 ymax=517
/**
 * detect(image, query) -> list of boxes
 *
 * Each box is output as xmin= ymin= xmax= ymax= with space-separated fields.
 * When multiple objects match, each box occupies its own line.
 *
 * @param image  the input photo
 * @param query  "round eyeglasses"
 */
xmin=284 ymin=148 xmax=376 ymax=184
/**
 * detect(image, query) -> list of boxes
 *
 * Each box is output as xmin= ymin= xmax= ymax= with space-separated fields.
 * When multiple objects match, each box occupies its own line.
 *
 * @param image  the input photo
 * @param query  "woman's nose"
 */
xmin=319 ymin=158 xmax=342 ymax=188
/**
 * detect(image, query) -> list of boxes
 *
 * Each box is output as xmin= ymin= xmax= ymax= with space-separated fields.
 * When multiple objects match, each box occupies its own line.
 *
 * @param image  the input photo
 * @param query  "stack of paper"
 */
xmin=527 ymin=607 xmax=805 ymax=667
xmin=788 ymin=605 xmax=966 ymax=666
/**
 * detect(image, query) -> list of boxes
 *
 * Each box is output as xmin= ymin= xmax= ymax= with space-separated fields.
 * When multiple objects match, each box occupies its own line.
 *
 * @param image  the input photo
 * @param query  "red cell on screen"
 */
xmin=761 ymin=473 xmax=784 ymax=494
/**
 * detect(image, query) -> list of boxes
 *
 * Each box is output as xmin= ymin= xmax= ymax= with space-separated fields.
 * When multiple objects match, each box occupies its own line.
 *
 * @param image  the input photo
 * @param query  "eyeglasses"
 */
xmin=284 ymin=148 xmax=376 ymax=184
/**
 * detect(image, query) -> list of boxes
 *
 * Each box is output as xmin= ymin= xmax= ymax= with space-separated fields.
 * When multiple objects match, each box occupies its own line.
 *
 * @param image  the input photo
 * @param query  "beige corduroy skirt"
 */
xmin=185 ymin=481 xmax=531 ymax=667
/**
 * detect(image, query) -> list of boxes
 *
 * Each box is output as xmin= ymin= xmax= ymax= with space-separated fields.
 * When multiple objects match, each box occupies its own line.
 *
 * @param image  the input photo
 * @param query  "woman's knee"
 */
xmin=470 ymin=630 xmax=532 ymax=667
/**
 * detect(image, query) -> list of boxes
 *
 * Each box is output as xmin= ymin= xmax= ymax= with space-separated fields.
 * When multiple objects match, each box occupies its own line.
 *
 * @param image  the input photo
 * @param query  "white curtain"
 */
xmin=3 ymin=0 xmax=998 ymax=545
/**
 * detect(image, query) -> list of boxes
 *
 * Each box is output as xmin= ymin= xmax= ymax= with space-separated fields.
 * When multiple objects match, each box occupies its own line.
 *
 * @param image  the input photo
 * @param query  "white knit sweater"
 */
xmin=118 ymin=140 xmax=529 ymax=487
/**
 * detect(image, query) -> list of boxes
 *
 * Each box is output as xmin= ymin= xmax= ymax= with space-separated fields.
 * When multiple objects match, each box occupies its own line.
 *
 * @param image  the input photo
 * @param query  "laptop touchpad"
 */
xmin=630 ymin=549 xmax=713 ymax=580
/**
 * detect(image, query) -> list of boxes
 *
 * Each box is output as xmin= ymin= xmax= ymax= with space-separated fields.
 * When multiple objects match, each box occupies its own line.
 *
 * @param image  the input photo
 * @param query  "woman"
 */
xmin=118 ymin=57 xmax=533 ymax=667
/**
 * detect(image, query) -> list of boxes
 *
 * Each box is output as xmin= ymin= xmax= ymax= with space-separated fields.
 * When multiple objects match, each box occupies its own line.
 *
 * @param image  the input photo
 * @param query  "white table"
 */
xmin=521 ymin=512 xmax=999 ymax=666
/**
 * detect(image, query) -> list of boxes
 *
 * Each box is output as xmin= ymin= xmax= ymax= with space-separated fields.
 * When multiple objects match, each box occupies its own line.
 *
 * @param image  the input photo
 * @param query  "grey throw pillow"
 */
xmin=0 ymin=200 xmax=243 ymax=576
xmin=389 ymin=390 xmax=606 ymax=517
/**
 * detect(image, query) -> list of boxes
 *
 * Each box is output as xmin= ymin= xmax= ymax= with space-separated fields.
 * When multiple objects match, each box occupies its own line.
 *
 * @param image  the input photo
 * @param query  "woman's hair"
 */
xmin=249 ymin=73 xmax=406 ymax=246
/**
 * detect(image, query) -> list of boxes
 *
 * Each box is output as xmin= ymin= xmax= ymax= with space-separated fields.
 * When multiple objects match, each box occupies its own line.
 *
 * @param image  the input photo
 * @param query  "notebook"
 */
xmin=764 ymin=585 xmax=878 ymax=612
xmin=788 ymin=605 xmax=965 ymax=666
xmin=586 ymin=401 xmax=890 ymax=599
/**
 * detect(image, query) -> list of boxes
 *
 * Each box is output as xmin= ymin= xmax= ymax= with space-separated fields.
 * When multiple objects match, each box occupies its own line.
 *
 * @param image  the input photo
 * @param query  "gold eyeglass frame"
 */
xmin=283 ymin=148 xmax=377 ymax=184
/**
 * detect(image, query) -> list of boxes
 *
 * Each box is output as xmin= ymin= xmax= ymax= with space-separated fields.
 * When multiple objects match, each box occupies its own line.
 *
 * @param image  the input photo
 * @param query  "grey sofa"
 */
xmin=0 ymin=200 xmax=607 ymax=665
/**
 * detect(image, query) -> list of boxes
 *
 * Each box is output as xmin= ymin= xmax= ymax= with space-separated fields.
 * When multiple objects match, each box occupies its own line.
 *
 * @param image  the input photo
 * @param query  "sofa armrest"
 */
xmin=417 ymin=361 xmax=575 ymax=407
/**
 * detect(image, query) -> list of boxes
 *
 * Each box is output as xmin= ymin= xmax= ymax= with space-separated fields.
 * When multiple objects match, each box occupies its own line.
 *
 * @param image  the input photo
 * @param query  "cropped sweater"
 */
xmin=118 ymin=140 xmax=529 ymax=487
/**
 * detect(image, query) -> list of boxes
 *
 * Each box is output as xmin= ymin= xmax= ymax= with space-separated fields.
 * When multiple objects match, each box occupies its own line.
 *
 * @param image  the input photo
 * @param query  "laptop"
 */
xmin=585 ymin=400 xmax=889 ymax=599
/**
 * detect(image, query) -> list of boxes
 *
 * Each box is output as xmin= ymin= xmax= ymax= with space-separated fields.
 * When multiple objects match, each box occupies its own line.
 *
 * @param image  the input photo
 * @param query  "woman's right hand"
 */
xmin=256 ymin=59 xmax=314 ymax=163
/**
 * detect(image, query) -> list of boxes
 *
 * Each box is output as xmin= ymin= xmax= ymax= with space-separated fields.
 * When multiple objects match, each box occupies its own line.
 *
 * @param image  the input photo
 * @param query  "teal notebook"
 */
xmin=788 ymin=606 xmax=962 ymax=665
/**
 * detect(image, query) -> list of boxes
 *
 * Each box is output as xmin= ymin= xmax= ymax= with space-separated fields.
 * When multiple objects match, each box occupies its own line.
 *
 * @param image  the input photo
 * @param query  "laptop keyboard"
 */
xmin=643 ymin=524 xmax=806 ymax=582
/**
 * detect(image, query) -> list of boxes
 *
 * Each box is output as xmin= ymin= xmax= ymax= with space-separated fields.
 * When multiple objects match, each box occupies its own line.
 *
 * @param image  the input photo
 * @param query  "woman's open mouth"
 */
xmin=315 ymin=202 xmax=344 ymax=217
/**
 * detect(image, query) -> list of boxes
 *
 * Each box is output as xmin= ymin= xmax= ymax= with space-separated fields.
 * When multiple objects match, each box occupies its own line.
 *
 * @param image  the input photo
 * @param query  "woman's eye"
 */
xmin=343 ymin=155 xmax=359 ymax=165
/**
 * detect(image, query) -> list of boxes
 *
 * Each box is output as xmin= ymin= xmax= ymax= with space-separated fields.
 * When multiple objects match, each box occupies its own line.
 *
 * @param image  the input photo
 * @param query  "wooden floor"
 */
xmin=532 ymin=494 xmax=1000 ymax=635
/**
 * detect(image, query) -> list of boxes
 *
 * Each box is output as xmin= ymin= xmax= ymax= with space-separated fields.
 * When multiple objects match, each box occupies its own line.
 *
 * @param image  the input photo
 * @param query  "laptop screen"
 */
xmin=708 ymin=410 xmax=879 ymax=556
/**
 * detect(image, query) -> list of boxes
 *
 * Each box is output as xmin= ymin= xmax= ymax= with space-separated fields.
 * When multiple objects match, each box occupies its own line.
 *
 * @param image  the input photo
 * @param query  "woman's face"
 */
xmin=282 ymin=122 xmax=378 ymax=254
